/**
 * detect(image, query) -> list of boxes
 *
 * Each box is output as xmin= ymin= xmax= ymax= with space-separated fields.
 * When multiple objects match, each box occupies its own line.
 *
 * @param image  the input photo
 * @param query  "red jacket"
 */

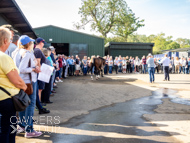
xmin=58 ymin=58 xmax=63 ymax=68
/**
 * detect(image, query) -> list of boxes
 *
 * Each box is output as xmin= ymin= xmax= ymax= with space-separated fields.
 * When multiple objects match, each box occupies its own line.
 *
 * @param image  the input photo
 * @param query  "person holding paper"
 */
xmin=34 ymin=37 xmax=50 ymax=114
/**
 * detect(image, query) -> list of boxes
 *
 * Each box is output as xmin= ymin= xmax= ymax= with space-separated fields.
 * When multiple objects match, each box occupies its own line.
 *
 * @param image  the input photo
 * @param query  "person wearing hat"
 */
xmin=13 ymin=35 xmax=43 ymax=138
xmin=147 ymin=53 xmax=155 ymax=83
xmin=1 ymin=24 xmax=18 ymax=57
xmin=34 ymin=37 xmax=50 ymax=114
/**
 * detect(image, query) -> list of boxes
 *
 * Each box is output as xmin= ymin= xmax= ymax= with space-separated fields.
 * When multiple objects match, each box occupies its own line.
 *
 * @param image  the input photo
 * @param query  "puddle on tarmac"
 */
xmin=152 ymin=88 xmax=190 ymax=105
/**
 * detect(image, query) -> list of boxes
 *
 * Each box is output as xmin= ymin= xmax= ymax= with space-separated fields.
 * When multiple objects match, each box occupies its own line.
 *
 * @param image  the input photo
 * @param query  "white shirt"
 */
xmin=161 ymin=57 xmax=170 ymax=66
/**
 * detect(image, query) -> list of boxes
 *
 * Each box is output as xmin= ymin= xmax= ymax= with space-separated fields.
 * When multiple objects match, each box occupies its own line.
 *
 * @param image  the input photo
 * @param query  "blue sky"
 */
xmin=16 ymin=0 xmax=190 ymax=40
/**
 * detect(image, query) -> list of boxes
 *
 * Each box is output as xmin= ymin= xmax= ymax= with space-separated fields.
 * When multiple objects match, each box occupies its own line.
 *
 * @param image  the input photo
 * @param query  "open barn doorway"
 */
xmin=51 ymin=43 xmax=69 ymax=56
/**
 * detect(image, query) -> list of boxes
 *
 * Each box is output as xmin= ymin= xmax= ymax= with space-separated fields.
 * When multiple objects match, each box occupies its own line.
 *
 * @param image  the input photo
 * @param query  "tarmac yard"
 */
xmin=16 ymin=73 xmax=190 ymax=143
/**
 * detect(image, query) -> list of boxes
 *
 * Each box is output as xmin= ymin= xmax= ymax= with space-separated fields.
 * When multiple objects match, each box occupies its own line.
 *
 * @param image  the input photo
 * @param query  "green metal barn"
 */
xmin=34 ymin=25 xmax=104 ymax=58
xmin=105 ymin=42 xmax=154 ymax=58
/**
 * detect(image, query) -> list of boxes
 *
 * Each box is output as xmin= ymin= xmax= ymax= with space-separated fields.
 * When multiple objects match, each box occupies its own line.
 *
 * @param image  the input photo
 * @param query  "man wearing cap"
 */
xmin=147 ymin=53 xmax=155 ymax=83
xmin=161 ymin=54 xmax=170 ymax=81
xmin=1 ymin=24 xmax=18 ymax=56
xmin=34 ymin=37 xmax=50 ymax=114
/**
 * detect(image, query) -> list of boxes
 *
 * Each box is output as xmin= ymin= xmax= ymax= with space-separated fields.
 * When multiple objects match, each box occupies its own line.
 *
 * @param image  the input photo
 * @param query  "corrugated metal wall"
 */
xmin=34 ymin=25 xmax=105 ymax=57
xmin=108 ymin=43 xmax=153 ymax=58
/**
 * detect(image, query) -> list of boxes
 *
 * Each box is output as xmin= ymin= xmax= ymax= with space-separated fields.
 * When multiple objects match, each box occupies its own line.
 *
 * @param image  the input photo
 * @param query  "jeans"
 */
xmin=142 ymin=64 xmax=147 ymax=74
xmin=182 ymin=66 xmax=185 ymax=74
xmin=179 ymin=66 xmax=182 ymax=73
xmin=109 ymin=66 xmax=112 ymax=74
xmin=187 ymin=65 xmax=190 ymax=74
xmin=59 ymin=68 xmax=63 ymax=78
xmin=104 ymin=65 xmax=108 ymax=74
xmin=83 ymin=67 xmax=87 ymax=75
xmin=51 ymin=70 xmax=56 ymax=91
xmin=0 ymin=98 xmax=17 ymax=143
xmin=164 ymin=66 xmax=170 ymax=80
xmin=118 ymin=65 xmax=122 ymax=72
xmin=19 ymin=82 xmax=37 ymax=132
xmin=148 ymin=67 xmax=155 ymax=82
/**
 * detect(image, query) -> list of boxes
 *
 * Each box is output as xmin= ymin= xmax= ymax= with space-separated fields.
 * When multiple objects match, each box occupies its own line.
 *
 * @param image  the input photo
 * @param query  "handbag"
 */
xmin=23 ymin=55 xmax=33 ymax=95
xmin=0 ymin=87 xmax=31 ymax=112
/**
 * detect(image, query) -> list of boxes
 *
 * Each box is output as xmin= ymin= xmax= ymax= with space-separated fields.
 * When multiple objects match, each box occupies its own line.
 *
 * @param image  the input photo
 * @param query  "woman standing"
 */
xmin=122 ymin=57 xmax=126 ymax=73
xmin=13 ymin=35 xmax=42 ymax=138
xmin=108 ymin=56 xmax=113 ymax=74
xmin=75 ymin=55 xmax=80 ymax=76
xmin=82 ymin=56 xmax=88 ymax=75
xmin=114 ymin=57 xmax=118 ymax=74
xmin=0 ymin=27 xmax=27 ymax=142
xmin=134 ymin=56 xmax=140 ymax=73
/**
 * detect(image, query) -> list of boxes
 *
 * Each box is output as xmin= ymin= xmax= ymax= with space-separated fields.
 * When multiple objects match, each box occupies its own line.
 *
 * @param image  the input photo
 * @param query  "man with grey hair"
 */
xmin=9 ymin=34 xmax=20 ymax=57
xmin=147 ymin=53 xmax=155 ymax=83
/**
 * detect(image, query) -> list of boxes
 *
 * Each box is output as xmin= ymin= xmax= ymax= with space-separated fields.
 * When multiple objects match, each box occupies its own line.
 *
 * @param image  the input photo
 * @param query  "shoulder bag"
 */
xmin=0 ymin=87 xmax=31 ymax=112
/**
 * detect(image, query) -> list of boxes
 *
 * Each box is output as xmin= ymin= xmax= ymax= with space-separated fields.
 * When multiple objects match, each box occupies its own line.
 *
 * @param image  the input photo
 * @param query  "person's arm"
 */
xmin=19 ymin=53 xmax=35 ymax=74
xmin=7 ymin=70 xmax=27 ymax=91
xmin=36 ymin=58 xmax=41 ymax=67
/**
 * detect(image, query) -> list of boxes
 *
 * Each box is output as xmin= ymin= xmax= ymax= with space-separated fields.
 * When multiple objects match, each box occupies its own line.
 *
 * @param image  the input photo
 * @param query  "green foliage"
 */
xmin=75 ymin=0 xmax=144 ymax=38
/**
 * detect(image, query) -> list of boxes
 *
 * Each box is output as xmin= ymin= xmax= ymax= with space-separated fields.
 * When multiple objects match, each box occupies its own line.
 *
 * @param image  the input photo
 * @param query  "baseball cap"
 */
xmin=36 ymin=37 xmax=47 ymax=44
xmin=20 ymin=35 xmax=35 ymax=46
xmin=148 ymin=53 xmax=152 ymax=57
xmin=49 ymin=46 xmax=55 ymax=51
xmin=1 ymin=24 xmax=18 ymax=32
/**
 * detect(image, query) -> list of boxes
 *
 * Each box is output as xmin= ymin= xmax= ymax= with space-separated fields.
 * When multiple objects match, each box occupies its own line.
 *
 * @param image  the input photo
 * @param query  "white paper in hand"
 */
xmin=38 ymin=63 xmax=54 ymax=83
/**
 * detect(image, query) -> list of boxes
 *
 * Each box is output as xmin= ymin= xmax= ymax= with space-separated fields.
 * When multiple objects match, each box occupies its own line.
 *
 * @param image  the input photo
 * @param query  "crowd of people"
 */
xmin=0 ymin=25 xmax=190 ymax=142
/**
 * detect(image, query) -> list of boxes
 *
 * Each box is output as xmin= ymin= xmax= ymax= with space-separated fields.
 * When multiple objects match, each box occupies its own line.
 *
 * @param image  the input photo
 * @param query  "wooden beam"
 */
xmin=23 ymin=32 xmax=34 ymax=35
xmin=0 ymin=7 xmax=17 ymax=13
xmin=14 ymin=23 xmax=28 ymax=27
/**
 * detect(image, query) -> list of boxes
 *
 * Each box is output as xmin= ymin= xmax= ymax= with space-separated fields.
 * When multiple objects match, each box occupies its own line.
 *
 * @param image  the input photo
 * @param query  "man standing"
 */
xmin=147 ymin=53 xmax=155 ymax=83
xmin=34 ymin=37 xmax=50 ymax=114
xmin=142 ymin=56 xmax=147 ymax=74
xmin=161 ymin=54 xmax=170 ymax=81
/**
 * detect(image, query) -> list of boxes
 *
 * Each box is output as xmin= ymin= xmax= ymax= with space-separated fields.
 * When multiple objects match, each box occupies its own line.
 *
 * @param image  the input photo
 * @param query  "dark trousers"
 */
xmin=41 ymin=76 xmax=52 ymax=102
xmin=69 ymin=65 xmax=74 ymax=76
xmin=104 ymin=65 xmax=108 ymax=74
xmin=114 ymin=65 xmax=118 ymax=74
xmin=36 ymin=81 xmax=43 ymax=110
xmin=62 ymin=66 xmax=66 ymax=78
xmin=127 ymin=65 xmax=130 ymax=73
xmin=0 ymin=98 xmax=17 ymax=143
xmin=164 ymin=66 xmax=170 ymax=80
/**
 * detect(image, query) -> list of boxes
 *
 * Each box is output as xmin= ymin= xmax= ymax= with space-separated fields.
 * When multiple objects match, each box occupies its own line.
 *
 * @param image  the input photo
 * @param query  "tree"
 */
xmin=112 ymin=8 xmax=144 ymax=41
xmin=75 ymin=0 xmax=144 ymax=38
xmin=166 ymin=41 xmax=180 ymax=50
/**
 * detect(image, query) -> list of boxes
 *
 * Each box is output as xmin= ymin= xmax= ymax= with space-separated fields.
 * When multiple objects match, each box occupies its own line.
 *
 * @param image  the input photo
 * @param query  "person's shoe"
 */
xmin=58 ymin=79 xmax=63 ymax=82
xmin=45 ymin=101 xmax=53 ymax=104
xmin=51 ymin=90 xmax=56 ymax=93
xmin=50 ymin=93 xmax=54 ymax=97
xmin=54 ymin=83 xmax=57 ymax=86
xmin=55 ymin=80 xmax=58 ymax=83
xmin=17 ymin=126 xmax=25 ymax=134
xmin=25 ymin=130 xmax=43 ymax=138
xmin=53 ymin=86 xmax=58 ymax=88
xmin=163 ymin=79 xmax=166 ymax=81
xmin=41 ymin=103 xmax=46 ymax=107
xmin=39 ymin=108 xmax=50 ymax=114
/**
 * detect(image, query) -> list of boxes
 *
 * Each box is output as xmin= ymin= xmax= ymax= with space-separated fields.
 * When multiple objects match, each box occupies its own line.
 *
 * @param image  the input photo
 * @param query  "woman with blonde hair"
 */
xmin=0 ymin=28 xmax=27 ymax=142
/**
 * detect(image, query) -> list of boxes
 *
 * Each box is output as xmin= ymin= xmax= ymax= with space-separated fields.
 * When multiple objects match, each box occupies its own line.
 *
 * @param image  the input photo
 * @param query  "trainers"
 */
xmin=58 ymin=79 xmax=63 ymax=82
xmin=39 ymin=108 xmax=50 ymax=114
xmin=17 ymin=126 xmax=25 ymax=134
xmin=25 ymin=130 xmax=42 ymax=138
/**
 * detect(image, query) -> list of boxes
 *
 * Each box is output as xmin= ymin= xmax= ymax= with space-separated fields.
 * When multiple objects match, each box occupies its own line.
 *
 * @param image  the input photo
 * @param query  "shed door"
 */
xmin=70 ymin=44 xmax=88 ymax=59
